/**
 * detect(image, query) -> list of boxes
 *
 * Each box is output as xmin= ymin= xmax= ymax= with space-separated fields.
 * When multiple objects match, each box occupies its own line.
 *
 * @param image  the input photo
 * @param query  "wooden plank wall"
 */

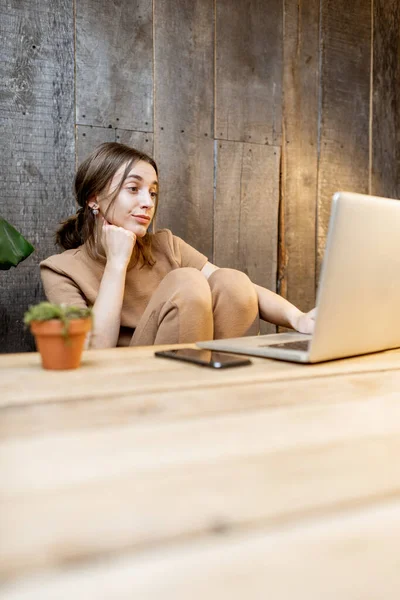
xmin=0 ymin=0 xmax=75 ymax=353
xmin=153 ymin=0 xmax=214 ymax=257
xmin=214 ymin=0 xmax=282 ymax=334
xmin=316 ymin=0 xmax=371 ymax=280
xmin=1 ymin=0 xmax=399 ymax=352
xmin=75 ymin=0 xmax=154 ymax=163
xmin=371 ymin=0 xmax=400 ymax=199
xmin=280 ymin=0 xmax=319 ymax=311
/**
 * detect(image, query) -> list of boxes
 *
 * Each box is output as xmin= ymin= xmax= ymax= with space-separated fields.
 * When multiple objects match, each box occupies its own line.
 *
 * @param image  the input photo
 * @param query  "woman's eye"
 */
xmin=128 ymin=186 xmax=138 ymax=193
xmin=151 ymin=192 xmax=158 ymax=199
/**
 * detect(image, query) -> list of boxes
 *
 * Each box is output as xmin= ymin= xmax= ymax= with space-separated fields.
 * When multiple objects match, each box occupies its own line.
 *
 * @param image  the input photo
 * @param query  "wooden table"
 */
xmin=2 ymin=343 xmax=400 ymax=598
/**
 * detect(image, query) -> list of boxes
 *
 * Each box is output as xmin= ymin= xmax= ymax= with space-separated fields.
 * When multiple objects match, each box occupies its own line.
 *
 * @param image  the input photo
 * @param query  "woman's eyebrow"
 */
xmin=126 ymin=174 xmax=142 ymax=181
xmin=125 ymin=174 xmax=158 ymax=186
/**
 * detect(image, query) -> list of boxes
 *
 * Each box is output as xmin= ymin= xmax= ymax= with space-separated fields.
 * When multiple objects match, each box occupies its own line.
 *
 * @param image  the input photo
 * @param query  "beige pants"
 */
xmin=130 ymin=267 xmax=260 ymax=346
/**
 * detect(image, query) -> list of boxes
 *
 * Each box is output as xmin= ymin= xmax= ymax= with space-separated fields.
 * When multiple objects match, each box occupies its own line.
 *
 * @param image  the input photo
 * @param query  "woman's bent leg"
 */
xmin=208 ymin=268 xmax=260 ymax=339
xmin=130 ymin=268 xmax=213 ymax=346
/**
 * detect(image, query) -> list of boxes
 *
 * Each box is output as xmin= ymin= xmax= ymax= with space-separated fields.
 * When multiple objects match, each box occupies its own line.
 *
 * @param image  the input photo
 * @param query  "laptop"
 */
xmin=197 ymin=191 xmax=400 ymax=363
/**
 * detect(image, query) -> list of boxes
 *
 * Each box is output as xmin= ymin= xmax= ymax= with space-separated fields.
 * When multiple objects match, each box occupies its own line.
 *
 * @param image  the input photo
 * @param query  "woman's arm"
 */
xmin=88 ymin=220 xmax=136 ymax=349
xmin=253 ymin=284 xmax=315 ymax=333
xmin=89 ymin=262 xmax=128 ymax=348
xmin=200 ymin=261 xmax=316 ymax=334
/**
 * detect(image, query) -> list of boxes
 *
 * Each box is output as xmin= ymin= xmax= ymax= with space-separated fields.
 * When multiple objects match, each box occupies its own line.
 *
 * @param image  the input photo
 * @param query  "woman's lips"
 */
xmin=132 ymin=215 xmax=150 ymax=224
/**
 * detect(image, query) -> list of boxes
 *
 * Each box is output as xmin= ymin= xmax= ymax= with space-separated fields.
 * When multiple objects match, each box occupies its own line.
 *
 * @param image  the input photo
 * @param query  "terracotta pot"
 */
xmin=30 ymin=318 xmax=92 ymax=370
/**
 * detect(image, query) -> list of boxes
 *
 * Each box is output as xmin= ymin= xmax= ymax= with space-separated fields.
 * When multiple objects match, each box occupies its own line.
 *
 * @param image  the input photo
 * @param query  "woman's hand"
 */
xmin=292 ymin=307 xmax=317 ymax=334
xmin=101 ymin=217 xmax=136 ymax=269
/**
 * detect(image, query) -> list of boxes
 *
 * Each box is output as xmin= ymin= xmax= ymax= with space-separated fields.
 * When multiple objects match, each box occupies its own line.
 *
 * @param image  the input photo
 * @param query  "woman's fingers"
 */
xmin=296 ymin=310 xmax=316 ymax=334
xmin=100 ymin=221 xmax=136 ymax=267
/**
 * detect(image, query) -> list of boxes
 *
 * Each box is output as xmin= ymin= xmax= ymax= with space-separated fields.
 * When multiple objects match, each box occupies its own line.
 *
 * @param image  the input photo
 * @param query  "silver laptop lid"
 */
xmin=309 ymin=191 xmax=400 ymax=362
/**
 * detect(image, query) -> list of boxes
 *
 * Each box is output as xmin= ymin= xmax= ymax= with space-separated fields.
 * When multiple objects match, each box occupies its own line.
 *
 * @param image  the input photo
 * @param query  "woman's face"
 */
xmin=96 ymin=160 xmax=158 ymax=237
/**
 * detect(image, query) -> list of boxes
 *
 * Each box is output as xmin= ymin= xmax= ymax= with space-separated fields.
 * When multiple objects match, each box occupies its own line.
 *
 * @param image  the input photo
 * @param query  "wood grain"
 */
xmin=3 ymin=374 xmax=400 ymax=577
xmin=0 ymin=0 xmax=75 ymax=352
xmin=3 ymin=501 xmax=399 ymax=599
xmin=2 ymin=347 xmax=400 ymax=592
xmin=213 ymin=141 xmax=280 ymax=332
xmin=214 ymin=141 xmax=280 ymax=286
xmin=3 ymin=389 xmax=400 ymax=495
xmin=75 ymin=0 xmax=153 ymax=130
xmin=215 ymin=0 xmax=282 ymax=144
xmin=76 ymin=126 xmax=154 ymax=170
xmin=2 ymin=432 xmax=400 ymax=579
xmin=116 ymin=129 xmax=154 ymax=156
xmin=1 ymin=365 xmax=400 ymax=441
xmin=371 ymin=0 xmax=400 ymax=198
xmin=280 ymin=0 xmax=319 ymax=310
xmin=317 ymin=0 xmax=371 ymax=276
xmin=75 ymin=125 xmax=115 ymax=165
xmin=153 ymin=0 xmax=214 ymax=257
xmin=4 ymin=344 xmax=400 ymax=409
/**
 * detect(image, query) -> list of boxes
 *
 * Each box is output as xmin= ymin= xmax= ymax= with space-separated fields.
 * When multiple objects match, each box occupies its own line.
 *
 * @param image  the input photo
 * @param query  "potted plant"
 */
xmin=24 ymin=302 xmax=92 ymax=370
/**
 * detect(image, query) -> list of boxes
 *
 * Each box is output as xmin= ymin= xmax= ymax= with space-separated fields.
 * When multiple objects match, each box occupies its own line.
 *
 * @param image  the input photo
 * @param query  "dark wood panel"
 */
xmin=76 ymin=125 xmax=115 ymax=166
xmin=153 ymin=0 xmax=214 ymax=258
xmin=317 ymin=0 xmax=371 ymax=276
xmin=0 ymin=0 xmax=75 ymax=353
xmin=116 ymin=129 xmax=154 ymax=157
xmin=214 ymin=141 xmax=280 ymax=333
xmin=75 ymin=0 xmax=153 ymax=131
xmin=280 ymin=0 xmax=319 ymax=312
xmin=213 ymin=142 xmax=243 ymax=269
xmin=76 ymin=127 xmax=154 ymax=167
xmin=371 ymin=0 xmax=400 ymax=199
xmin=215 ymin=0 xmax=282 ymax=145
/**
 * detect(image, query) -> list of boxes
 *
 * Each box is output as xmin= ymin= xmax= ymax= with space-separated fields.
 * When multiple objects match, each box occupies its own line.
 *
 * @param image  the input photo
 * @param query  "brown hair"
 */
xmin=56 ymin=143 xmax=159 ymax=267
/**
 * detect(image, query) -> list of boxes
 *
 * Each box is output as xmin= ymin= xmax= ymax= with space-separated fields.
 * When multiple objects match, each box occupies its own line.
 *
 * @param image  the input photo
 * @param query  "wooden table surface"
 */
xmin=2 ymin=343 xmax=400 ymax=598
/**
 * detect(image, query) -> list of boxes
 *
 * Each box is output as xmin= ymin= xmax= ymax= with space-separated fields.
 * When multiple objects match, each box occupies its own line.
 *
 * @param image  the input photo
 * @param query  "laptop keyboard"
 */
xmin=259 ymin=340 xmax=310 ymax=352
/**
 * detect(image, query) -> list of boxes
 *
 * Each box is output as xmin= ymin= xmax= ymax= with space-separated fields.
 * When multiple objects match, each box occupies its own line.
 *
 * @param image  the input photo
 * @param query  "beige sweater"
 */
xmin=40 ymin=229 xmax=208 ymax=346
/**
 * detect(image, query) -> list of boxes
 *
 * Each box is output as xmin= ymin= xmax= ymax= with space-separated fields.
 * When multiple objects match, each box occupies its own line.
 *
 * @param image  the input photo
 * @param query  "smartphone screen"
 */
xmin=154 ymin=348 xmax=252 ymax=369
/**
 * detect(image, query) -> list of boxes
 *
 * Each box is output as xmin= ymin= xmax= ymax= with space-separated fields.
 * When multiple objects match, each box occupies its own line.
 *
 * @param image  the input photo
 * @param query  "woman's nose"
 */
xmin=140 ymin=190 xmax=154 ymax=208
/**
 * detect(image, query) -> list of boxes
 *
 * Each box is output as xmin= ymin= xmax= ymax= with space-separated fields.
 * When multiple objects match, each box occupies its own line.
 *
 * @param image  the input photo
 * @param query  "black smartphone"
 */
xmin=154 ymin=348 xmax=252 ymax=369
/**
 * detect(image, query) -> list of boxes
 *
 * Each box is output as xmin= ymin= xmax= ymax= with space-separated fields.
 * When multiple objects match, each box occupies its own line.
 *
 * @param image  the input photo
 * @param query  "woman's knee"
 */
xmin=209 ymin=268 xmax=258 ymax=308
xmin=161 ymin=268 xmax=212 ymax=311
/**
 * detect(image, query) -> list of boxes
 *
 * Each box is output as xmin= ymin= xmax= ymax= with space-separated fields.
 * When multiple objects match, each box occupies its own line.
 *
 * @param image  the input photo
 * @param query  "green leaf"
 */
xmin=0 ymin=218 xmax=35 ymax=270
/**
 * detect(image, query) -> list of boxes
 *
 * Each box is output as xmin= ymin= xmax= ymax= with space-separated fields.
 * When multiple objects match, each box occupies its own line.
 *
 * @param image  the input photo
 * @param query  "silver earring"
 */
xmin=92 ymin=207 xmax=99 ymax=216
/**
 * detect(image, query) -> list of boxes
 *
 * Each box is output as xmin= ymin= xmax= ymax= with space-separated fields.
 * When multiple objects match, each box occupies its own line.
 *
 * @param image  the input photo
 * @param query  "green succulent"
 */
xmin=24 ymin=302 xmax=92 ymax=339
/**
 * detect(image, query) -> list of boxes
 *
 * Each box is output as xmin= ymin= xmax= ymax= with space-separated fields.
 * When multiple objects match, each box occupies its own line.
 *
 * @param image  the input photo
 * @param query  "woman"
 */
xmin=40 ymin=143 xmax=315 ymax=349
